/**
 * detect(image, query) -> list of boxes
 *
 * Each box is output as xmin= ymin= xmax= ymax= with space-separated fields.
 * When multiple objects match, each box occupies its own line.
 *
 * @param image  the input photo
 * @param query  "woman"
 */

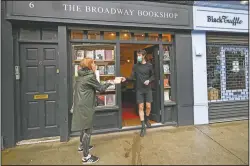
xmin=71 ymin=58 xmax=116 ymax=164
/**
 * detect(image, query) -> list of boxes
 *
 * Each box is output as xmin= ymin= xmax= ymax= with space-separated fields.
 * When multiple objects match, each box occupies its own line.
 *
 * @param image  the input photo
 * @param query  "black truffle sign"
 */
xmin=207 ymin=16 xmax=243 ymax=26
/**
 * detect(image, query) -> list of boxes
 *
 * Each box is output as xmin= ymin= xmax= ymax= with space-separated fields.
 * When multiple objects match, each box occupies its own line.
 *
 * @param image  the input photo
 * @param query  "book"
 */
xmin=106 ymin=65 xmax=115 ymax=75
xmin=97 ymin=95 xmax=105 ymax=106
xmin=105 ymin=50 xmax=114 ymax=60
xmin=98 ymin=66 xmax=105 ymax=75
xmin=85 ymin=50 xmax=94 ymax=59
xmin=95 ymin=70 xmax=100 ymax=82
xmin=163 ymin=64 xmax=170 ymax=74
xmin=163 ymin=51 xmax=170 ymax=60
xmin=164 ymin=79 xmax=169 ymax=87
xmin=95 ymin=50 xmax=105 ymax=60
xmin=105 ymin=94 xmax=116 ymax=106
xmin=74 ymin=65 xmax=79 ymax=77
xmin=164 ymin=90 xmax=170 ymax=101
xmin=76 ymin=50 xmax=85 ymax=60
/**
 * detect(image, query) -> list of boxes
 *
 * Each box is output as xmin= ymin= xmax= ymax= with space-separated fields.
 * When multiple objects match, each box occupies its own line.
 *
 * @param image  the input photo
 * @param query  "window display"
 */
xmin=162 ymin=45 xmax=172 ymax=102
xmin=72 ymin=43 xmax=117 ymax=107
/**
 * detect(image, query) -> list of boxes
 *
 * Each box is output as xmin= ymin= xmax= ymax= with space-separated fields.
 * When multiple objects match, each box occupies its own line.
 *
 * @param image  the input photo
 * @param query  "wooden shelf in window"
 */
xmin=95 ymin=105 xmax=119 ymax=111
xmin=163 ymin=59 xmax=170 ymax=62
xmin=164 ymin=101 xmax=176 ymax=106
xmin=164 ymin=72 xmax=171 ymax=75
xmin=100 ymin=75 xmax=115 ymax=77
xmin=74 ymin=60 xmax=115 ymax=63
xmin=164 ymin=86 xmax=171 ymax=89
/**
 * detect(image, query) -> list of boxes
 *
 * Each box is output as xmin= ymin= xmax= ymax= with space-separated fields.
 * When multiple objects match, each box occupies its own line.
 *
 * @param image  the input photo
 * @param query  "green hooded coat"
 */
xmin=71 ymin=68 xmax=111 ymax=131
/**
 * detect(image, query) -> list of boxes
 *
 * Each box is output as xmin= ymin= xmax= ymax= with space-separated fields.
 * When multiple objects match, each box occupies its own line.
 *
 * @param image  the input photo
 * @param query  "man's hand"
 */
xmin=144 ymin=80 xmax=150 ymax=85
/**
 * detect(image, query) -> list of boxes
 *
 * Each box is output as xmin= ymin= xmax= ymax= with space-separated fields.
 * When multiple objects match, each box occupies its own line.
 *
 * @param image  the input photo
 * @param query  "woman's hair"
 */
xmin=80 ymin=58 xmax=94 ymax=70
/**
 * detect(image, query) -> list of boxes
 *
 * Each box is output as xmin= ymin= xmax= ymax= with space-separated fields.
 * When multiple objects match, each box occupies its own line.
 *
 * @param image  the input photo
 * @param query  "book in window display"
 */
xmin=98 ymin=65 xmax=105 ymax=75
xmin=97 ymin=95 xmax=105 ymax=106
xmin=163 ymin=48 xmax=170 ymax=61
xmin=163 ymin=64 xmax=170 ymax=74
xmin=106 ymin=65 xmax=115 ymax=75
xmin=85 ymin=50 xmax=94 ymax=59
xmin=76 ymin=50 xmax=85 ymax=60
xmin=164 ymin=90 xmax=170 ymax=101
xmin=105 ymin=50 xmax=114 ymax=60
xmin=95 ymin=50 xmax=105 ymax=60
xmin=105 ymin=94 xmax=116 ymax=106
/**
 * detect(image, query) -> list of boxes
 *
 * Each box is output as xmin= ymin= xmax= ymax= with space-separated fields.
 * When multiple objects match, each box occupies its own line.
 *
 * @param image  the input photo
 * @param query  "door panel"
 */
xmin=20 ymin=44 xmax=59 ymax=140
xmin=144 ymin=45 xmax=161 ymax=122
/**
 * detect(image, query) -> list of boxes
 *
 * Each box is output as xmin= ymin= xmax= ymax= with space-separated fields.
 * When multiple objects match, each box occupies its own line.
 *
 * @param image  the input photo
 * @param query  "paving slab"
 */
xmin=196 ymin=120 xmax=249 ymax=164
xmin=2 ymin=121 xmax=248 ymax=165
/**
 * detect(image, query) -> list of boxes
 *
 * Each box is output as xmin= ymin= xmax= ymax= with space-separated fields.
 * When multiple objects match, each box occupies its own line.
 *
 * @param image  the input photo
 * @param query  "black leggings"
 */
xmin=80 ymin=128 xmax=92 ymax=157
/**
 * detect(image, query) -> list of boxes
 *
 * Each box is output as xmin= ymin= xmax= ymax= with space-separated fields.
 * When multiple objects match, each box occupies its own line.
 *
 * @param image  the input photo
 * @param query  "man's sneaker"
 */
xmin=78 ymin=145 xmax=94 ymax=152
xmin=82 ymin=155 xmax=99 ymax=164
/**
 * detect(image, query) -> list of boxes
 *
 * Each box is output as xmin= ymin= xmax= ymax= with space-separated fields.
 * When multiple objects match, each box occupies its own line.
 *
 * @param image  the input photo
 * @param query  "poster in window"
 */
xmin=164 ymin=90 xmax=170 ymax=101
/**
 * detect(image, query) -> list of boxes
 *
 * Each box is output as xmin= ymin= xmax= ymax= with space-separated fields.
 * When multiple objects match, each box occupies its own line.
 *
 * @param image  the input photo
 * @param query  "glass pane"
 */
xmin=206 ymin=46 xmax=221 ymax=101
xmin=148 ymin=33 xmax=159 ymax=41
xmin=71 ymin=30 xmax=83 ymax=39
xmin=120 ymin=32 xmax=131 ymax=40
xmin=88 ymin=31 xmax=100 ymax=40
xmin=42 ymin=29 xmax=58 ymax=40
xmin=134 ymin=33 xmax=145 ymax=41
xmin=104 ymin=32 xmax=116 ymax=40
xmin=72 ymin=43 xmax=116 ymax=107
xmin=225 ymin=49 xmax=246 ymax=90
xmin=20 ymin=28 xmax=40 ymax=40
xmin=162 ymin=34 xmax=172 ymax=42
xmin=163 ymin=45 xmax=172 ymax=102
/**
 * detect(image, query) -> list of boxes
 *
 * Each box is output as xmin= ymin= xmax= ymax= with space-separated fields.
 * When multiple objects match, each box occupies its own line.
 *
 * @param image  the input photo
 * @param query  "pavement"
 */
xmin=2 ymin=120 xmax=249 ymax=165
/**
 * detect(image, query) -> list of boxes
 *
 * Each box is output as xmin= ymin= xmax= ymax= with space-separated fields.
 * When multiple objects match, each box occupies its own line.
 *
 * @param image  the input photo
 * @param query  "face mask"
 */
xmin=137 ymin=56 xmax=142 ymax=63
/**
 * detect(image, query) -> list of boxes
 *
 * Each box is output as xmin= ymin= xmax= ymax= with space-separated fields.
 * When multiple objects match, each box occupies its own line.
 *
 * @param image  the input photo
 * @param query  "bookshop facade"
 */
xmin=2 ymin=1 xmax=193 ymax=148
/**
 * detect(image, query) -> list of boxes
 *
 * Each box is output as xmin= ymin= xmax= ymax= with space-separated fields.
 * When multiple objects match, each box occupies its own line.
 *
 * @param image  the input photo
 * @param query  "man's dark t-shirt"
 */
xmin=126 ymin=62 xmax=155 ymax=92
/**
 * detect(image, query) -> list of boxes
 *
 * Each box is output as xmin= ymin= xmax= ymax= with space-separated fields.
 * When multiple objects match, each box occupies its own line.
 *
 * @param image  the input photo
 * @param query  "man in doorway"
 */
xmin=121 ymin=49 xmax=155 ymax=137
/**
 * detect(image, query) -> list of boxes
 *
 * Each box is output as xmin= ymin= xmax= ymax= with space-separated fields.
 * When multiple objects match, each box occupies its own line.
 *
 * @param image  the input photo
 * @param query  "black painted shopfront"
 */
xmin=1 ymin=1 xmax=194 ymax=148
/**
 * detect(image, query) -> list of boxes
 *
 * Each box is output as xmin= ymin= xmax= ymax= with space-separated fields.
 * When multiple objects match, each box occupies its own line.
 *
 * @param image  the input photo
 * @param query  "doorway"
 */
xmin=120 ymin=44 xmax=161 ymax=127
xmin=20 ymin=44 xmax=59 ymax=140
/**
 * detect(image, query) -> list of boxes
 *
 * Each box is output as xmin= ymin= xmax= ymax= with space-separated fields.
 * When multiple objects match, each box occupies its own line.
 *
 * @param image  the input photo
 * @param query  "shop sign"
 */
xmin=194 ymin=6 xmax=248 ymax=32
xmin=8 ymin=1 xmax=192 ymax=28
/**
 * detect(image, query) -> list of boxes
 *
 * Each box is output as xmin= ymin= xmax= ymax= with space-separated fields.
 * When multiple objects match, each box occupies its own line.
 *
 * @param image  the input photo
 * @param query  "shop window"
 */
xmin=120 ymin=32 xmax=131 ymax=40
xmin=71 ymin=43 xmax=117 ymax=107
xmin=148 ymin=33 xmax=159 ymax=41
xmin=19 ymin=28 xmax=40 ymax=40
xmin=207 ymin=45 xmax=249 ymax=102
xmin=42 ymin=29 xmax=58 ymax=40
xmin=88 ymin=31 xmax=100 ymax=40
xmin=71 ymin=30 xmax=84 ymax=39
xmin=104 ymin=32 xmax=116 ymax=40
xmin=162 ymin=34 xmax=172 ymax=42
xmin=134 ymin=33 xmax=145 ymax=41
xmin=162 ymin=45 xmax=173 ymax=102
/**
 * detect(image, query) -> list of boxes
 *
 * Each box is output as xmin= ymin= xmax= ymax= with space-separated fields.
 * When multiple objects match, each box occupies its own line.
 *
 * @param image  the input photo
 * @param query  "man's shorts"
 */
xmin=136 ymin=90 xmax=153 ymax=104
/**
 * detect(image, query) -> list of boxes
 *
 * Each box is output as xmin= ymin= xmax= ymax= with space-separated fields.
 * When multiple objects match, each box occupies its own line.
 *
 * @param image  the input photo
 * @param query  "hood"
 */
xmin=78 ymin=67 xmax=94 ymax=77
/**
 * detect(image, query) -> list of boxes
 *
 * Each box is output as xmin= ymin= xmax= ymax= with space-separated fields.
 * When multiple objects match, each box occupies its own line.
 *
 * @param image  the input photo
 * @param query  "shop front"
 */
xmin=2 ymin=1 xmax=194 ymax=148
xmin=192 ymin=3 xmax=249 ymax=125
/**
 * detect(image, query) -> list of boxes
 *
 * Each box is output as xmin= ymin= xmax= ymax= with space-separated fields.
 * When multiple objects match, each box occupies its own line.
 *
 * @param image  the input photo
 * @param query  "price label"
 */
xmin=29 ymin=1 xmax=34 ymax=8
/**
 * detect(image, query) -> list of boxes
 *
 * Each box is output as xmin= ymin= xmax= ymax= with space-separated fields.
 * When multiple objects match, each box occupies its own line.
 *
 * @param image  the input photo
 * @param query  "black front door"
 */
xmin=20 ymin=44 xmax=59 ymax=139
xmin=144 ymin=45 xmax=161 ymax=122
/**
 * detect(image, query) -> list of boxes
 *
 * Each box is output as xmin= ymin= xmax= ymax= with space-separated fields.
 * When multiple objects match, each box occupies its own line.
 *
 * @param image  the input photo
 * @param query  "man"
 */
xmin=122 ymin=49 xmax=155 ymax=137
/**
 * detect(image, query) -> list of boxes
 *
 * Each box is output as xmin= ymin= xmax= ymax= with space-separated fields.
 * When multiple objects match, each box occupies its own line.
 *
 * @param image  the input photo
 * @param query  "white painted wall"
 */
xmin=191 ymin=31 xmax=209 ymax=125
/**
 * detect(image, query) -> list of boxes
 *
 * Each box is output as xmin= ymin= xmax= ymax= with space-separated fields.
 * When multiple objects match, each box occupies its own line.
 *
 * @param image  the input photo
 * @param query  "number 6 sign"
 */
xmin=29 ymin=2 xmax=34 ymax=8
